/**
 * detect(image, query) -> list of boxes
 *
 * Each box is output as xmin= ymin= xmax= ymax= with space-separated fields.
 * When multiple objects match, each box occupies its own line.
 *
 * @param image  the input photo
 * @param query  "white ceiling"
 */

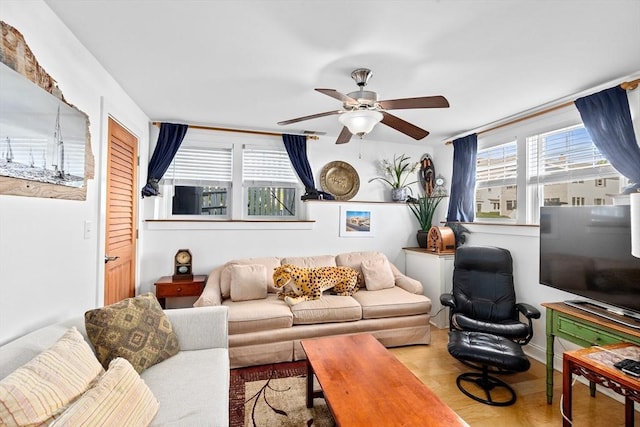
xmin=44 ymin=0 xmax=640 ymax=145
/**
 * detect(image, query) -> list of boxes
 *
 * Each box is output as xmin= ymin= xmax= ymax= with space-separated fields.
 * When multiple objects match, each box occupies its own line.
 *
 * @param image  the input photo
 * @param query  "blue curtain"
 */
xmin=282 ymin=134 xmax=334 ymax=200
xmin=575 ymin=86 xmax=640 ymax=194
xmin=141 ymin=122 xmax=188 ymax=197
xmin=446 ymin=134 xmax=477 ymax=222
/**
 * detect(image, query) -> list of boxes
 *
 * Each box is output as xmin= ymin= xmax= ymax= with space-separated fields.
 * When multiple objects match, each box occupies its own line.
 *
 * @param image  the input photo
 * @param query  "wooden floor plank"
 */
xmin=390 ymin=327 xmax=639 ymax=427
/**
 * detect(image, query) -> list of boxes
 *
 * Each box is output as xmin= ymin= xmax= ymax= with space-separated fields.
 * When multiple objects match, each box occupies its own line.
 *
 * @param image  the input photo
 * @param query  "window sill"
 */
xmin=303 ymin=199 xmax=408 ymax=205
xmin=460 ymin=222 xmax=539 ymax=237
xmin=145 ymin=219 xmax=315 ymax=231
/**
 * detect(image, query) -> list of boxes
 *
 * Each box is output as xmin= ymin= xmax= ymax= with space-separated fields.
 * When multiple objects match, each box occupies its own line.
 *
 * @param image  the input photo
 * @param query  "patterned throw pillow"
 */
xmin=84 ymin=293 xmax=180 ymax=373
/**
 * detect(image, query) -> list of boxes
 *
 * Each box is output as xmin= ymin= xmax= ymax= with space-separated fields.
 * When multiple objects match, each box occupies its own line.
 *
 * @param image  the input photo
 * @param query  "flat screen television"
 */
xmin=539 ymin=205 xmax=640 ymax=327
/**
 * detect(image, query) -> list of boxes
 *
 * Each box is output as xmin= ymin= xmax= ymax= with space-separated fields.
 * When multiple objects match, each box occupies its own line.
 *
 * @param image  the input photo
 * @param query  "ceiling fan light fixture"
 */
xmin=338 ymin=110 xmax=383 ymax=137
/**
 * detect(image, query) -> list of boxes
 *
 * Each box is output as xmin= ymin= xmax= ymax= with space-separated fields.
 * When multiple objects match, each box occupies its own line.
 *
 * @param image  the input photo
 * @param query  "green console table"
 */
xmin=542 ymin=302 xmax=640 ymax=404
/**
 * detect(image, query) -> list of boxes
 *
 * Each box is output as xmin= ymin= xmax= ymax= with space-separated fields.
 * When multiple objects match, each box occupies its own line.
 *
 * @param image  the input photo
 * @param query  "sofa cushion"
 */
xmin=281 ymin=255 xmax=337 ymax=268
xmin=230 ymin=264 xmax=268 ymax=302
xmin=290 ymin=295 xmax=362 ymax=325
xmin=352 ymin=287 xmax=431 ymax=319
xmin=361 ymin=256 xmax=395 ymax=291
xmin=142 ymin=347 xmax=229 ymax=426
xmin=50 ymin=358 xmax=159 ymax=427
xmin=0 ymin=327 xmax=104 ymax=427
xmin=336 ymin=251 xmax=389 ymax=288
xmin=223 ymin=295 xmax=293 ymax=334
xmin=84 ymin=293 xmax=180 ymax=373
xmin=221 ymin=257 xmax=281 ymax=297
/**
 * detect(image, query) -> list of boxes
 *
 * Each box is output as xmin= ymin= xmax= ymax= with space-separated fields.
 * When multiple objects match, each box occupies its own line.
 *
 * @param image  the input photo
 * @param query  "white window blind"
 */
xmin=476 ymin=140 xmax=517 ymax=188
xmin=162 ymin=146 xmax=232 ymax=186
xmin=242 ymin=146 xmax=298 ymax=183
xmin=527 ymin=124 xmax=616 ymax=185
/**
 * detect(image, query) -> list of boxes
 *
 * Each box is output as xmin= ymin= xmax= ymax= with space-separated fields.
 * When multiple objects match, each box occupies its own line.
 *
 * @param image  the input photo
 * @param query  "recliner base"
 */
xmin=456 ymin=368 xmax=516 ymax=406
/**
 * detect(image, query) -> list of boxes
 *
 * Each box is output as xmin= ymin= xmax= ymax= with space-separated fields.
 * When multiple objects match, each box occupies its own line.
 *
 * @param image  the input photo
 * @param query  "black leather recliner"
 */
xmin=440 ymin=245 xmax=541 ymax=406
xmin=440 ymin=245 xmax=540 ymax=345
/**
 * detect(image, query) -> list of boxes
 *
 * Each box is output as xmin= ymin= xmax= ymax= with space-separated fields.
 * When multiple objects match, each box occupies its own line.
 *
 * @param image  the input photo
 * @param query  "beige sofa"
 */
xmin=195 ymin=251 xmax=432 ymax=368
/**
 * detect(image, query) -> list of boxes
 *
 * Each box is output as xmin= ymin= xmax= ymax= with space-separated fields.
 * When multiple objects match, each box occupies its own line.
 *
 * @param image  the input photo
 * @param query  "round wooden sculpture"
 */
xmin=427 ymin=226 xmax=456 ymax=254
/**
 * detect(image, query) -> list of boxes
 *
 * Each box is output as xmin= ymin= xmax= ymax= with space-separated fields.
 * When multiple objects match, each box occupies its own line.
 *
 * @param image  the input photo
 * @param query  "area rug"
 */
xmin=229 ymin=361 xmax=334 ymax=427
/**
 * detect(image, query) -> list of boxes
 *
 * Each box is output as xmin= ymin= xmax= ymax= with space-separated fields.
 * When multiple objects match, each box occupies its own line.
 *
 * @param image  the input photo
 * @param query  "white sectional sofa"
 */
xmin=0 ymin=306 xmax=230 ymax=426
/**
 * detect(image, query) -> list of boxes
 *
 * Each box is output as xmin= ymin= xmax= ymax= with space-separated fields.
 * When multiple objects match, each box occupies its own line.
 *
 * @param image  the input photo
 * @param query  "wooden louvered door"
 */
xmin=104 ymin=117 xmax=138 ymax=305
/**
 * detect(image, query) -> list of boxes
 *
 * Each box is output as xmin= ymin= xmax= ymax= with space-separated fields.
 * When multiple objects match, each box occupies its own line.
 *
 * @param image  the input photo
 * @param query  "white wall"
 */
xmin=138 ymin=137 xmax=440 ymax=300
xmin=0 ymin=1 xmax=150 ymax=344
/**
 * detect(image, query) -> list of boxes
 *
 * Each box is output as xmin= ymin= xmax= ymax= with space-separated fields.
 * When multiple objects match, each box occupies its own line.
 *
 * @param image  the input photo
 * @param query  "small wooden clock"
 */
xmin=432 ymin=175 xmax=448 ymax=197
xmin=173 ymin=249 xmax=193 ymax=281
xmin=427 ymin=226 xmax=456 ymax=254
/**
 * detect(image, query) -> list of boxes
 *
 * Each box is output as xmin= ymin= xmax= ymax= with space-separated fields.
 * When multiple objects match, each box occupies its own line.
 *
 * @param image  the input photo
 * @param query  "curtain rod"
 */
xmin=151 ymin=121 xmax=319 ymax=140
xmin=444 ymin=77 xmax=640 ymax=145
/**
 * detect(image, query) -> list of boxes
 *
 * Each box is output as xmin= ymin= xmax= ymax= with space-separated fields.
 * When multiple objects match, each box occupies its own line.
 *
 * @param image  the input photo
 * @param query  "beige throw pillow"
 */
xmin=230 ymin=264 xmax=268 ymax=301
xmin=0 ymin=328 xmax=104 ymax=427
xmin=50 ymin=358 xmax=159 ymax=426
xmin=84 ymin=293 xmax=180 ymax=374
xmin=220 ymin=257 xmax=281 ymax=298
xmin=361 ymin=256 xmax=396 ymax=291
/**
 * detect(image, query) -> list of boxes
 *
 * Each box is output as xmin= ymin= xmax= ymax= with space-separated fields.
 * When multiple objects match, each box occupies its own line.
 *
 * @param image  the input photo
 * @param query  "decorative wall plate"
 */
xmin=320 ymin=161 xmax=360 ymax=201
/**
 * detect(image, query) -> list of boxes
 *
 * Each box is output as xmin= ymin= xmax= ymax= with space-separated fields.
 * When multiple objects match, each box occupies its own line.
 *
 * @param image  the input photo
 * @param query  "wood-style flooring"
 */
xmin=389 ymin=327 xmax=639 ymax=427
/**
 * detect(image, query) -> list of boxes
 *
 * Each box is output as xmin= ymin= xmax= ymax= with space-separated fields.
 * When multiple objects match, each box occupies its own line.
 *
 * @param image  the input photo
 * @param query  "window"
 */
xmin=158 ymin=130 xmax=302 ymax=219
xmin=242 ymin=146 xmax=299 ymax=218
xmin=162 ymin=144 xmax=233 ymax=217
xmin=527 ymin=124 xmax=620 ymax=222
xmin=475 ymin=140 xmax=517 ymax=221
xmin=571 ymin=196 xmax=585 ymax=206
xmin=472 ymin=96 xmax=634 ymax=225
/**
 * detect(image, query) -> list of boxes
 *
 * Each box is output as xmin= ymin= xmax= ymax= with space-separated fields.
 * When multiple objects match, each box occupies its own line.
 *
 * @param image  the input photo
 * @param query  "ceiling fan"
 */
xmin=278 ymin=68 xmax=450 ymax=144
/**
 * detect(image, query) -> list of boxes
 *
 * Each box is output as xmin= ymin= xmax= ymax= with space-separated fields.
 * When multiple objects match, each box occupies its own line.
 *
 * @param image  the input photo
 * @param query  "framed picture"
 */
xmin=339 ymin=206 xmax=375 ymax=237
xmin=0 ymin=22 xmax=93 ymax=200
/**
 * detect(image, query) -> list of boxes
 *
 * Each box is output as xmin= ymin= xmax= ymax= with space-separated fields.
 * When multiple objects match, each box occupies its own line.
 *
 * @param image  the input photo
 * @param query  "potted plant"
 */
xmin=408 ymin=195 xmax=445 ymax=247
xmin=368 ymin=154 xmax=419 ymax=202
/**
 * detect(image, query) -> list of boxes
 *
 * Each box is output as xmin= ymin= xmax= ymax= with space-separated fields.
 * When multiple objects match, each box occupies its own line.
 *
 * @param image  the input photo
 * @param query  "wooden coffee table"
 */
xmin=301 ymin=334 xmax=468 ymax=426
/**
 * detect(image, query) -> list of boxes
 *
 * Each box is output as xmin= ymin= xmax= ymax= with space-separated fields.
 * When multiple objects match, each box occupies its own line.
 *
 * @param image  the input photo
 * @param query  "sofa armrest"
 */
xmin=193 ymin=266 xmax=223 ymax=307
xmin=389 ymin=262 xmax=423 ymax=294
xmin=165 ymin=306 xmax=228 ymax=351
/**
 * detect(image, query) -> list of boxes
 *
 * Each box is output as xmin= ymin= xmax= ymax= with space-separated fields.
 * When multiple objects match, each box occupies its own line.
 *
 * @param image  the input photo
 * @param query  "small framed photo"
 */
xmin=339 ymin=206 xmax=375 ymax=237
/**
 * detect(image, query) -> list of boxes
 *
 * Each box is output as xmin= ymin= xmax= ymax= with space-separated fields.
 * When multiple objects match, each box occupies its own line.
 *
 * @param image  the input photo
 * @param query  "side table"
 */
xmin=542 ymin=302 xmax=640 ymax=404
xmin=154 ymin=275 xmax=207 ymax=309
xmin=562 ymin=343 xmax=640 ymax=427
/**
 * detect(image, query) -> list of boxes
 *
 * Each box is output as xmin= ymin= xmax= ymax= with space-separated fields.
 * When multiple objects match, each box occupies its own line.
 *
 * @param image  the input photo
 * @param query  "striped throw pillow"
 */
xmin=0 ymin=327 xmax=104 ymax=426
xmin=50 ymin=358 xmax=159 ymax=426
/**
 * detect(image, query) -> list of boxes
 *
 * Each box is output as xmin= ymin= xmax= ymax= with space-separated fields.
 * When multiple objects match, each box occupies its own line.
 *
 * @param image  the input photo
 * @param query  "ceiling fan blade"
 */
xmin=378 ymin=96 xmax=449 ymax=110
xmin=277 ymin=110 xmax=341 ymax=126
xmin=381 ymin=112 xmax=429 ymax=140
xmin=315 ymin=88 xmax=358 ymax=106
xmin=335 ymin=126 xmax=353 ymax=144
